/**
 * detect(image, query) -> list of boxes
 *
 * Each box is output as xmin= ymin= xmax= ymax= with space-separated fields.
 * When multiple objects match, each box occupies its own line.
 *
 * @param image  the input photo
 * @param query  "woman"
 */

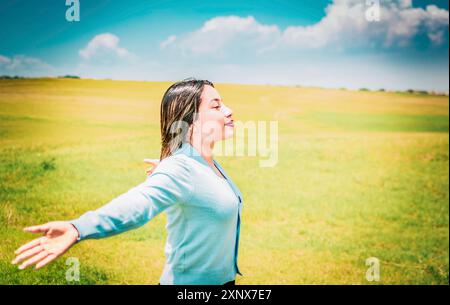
xmin=11 ymin=79 xmax=243 ymax=285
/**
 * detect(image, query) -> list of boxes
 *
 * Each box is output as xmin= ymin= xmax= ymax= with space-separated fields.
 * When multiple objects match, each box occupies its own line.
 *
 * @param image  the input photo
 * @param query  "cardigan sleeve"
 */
xmin=69 ymin=156 xmax=193 ymax=240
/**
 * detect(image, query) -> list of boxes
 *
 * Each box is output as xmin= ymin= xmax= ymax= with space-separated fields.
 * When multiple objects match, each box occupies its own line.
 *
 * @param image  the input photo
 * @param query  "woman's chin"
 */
xmin=223 ymin=130 xmax=234 ymax=140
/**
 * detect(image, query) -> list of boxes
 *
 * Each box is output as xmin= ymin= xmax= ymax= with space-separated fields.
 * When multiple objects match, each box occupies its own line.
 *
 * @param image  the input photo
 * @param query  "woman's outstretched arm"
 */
xmin=12 ymin=156 xmax=192 ymax=270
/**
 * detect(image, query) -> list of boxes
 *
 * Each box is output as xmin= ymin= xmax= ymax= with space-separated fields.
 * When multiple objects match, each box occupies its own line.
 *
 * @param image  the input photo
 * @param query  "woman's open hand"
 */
xmin=12 ymin=221 xmax=79 ymax=270
xmin=144 ymin=158 xmax=160 ymax=176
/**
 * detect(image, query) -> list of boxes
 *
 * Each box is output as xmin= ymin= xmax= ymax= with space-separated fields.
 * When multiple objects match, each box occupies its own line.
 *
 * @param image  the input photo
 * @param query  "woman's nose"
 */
xmin=220 ymin=104 xmax=233 ymax=117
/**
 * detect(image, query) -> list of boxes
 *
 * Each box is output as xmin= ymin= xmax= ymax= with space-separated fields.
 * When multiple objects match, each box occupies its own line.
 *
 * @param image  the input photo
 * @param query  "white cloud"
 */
xmin=79 ymin=33 xmax=136 ymax=61
xmin=161 ymin=0 xmax=449 ymax=55
xmin=160 ymin=35 xmax=177 ymax=49
xmin=0 ymin=55 xmax=11 ymax=64
xmin=284 ymin=0 xmax=449 ymax=49
xmin=379 ymin=2 xmax=449 ymax=47
xmin=0 ymin=54 xmax=54 ymax=74
xmin=161 ymin=15 xmax=280 ymax=57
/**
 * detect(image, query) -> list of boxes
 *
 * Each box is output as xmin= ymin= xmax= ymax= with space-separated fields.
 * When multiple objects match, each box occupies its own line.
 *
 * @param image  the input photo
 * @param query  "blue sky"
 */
xmin=0 ymin=0 xmax=448 ymax=91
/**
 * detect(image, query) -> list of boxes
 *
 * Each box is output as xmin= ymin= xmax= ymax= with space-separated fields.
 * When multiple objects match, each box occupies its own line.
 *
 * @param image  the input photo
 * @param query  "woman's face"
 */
xmin=192 ymin=85 xmax=234 ymax=143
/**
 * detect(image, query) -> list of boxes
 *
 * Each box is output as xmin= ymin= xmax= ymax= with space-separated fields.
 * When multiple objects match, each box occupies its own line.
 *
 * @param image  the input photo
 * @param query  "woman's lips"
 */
xmin=225 ymin=122 xmax=234 ymax=127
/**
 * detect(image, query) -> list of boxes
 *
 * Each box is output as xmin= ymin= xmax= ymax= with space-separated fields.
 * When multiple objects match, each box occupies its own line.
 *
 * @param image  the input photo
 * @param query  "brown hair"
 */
xmin=159 ymin=78 xmax=214 ymax=160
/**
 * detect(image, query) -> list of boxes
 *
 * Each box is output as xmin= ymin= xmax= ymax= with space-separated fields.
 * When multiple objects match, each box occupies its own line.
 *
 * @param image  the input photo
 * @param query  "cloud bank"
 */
xmin=0 ymin=54 xmax=54 ymax=75
xmin=161 ymin=0 xmax=449 ymax=56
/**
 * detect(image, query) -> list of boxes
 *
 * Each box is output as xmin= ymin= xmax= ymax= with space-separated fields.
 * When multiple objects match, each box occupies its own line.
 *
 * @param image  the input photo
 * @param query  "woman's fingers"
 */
xmin=14 ymin=236 xmax=45 ymax=255
xmin=143 ymin=158 xmax=159 ymax=165
xmin=12 ymin=244 xmax=44 ymax=265
xmin=18 ymin=250 xmax=49 ymax=270
xmin=35 ymin=253 xmax=57 ymax=269
xmin=24 ymin=224 xmax=49 ymax=234
xmin=144 ymin=159 xmax=159 ymax=176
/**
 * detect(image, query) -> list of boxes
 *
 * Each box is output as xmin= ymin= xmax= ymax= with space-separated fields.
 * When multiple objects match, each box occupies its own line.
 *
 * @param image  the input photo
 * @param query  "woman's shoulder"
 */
xmin=143 ymin=153 xmax=195 ymax=205
xmin=152 ymin=154 xmax=191 ymax=177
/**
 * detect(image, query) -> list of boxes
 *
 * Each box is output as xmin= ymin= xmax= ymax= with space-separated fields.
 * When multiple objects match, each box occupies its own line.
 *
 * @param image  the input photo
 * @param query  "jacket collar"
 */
xmin=173 ymin=141 xmax=207 ymax=166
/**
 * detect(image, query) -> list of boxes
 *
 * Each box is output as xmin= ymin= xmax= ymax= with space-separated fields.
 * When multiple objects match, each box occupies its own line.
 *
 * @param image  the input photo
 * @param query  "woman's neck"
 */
xmin=190 ymin=137 xmax=215 ymax=165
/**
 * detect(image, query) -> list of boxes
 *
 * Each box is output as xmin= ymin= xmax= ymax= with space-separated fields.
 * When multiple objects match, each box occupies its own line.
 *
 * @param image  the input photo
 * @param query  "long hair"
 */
xmin=159 ymin=78 xmax=214 ymax=160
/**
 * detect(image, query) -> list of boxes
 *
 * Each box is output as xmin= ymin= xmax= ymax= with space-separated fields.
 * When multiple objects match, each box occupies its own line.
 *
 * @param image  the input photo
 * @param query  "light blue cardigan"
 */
xmin=70 ymin=142 xmax=243 ymax=285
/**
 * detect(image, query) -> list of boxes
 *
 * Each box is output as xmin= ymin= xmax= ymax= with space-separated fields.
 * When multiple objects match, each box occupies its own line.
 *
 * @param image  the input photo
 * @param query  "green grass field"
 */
xmin=0 ymin=78 xmax=448 ymax=284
